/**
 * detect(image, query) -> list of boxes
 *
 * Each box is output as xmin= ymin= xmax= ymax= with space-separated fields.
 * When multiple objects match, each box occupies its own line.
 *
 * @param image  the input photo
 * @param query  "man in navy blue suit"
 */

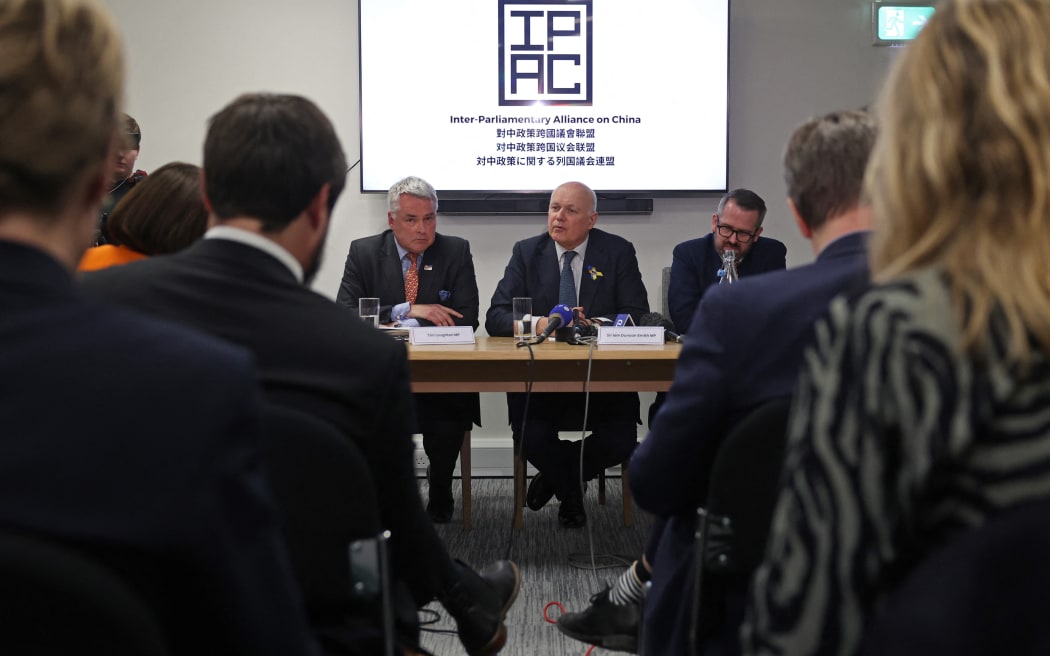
xmin=557 ymin=110 xmax=876 ymax=654
xmin=668 ymin=189 xmax=787 ymax=334
xmin=486 ymin=181 xmax=649 ymax=528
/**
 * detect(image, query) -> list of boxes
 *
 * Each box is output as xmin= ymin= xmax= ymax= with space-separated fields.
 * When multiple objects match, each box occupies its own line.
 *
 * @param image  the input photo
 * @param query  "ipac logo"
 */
xmin=498 ymin=0 xmax=593 ymax=106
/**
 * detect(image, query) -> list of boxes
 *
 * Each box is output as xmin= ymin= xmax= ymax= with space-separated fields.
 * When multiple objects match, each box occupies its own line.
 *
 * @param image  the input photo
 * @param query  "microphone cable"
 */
xmin=503 ymin=340 xmax=536 ymax=563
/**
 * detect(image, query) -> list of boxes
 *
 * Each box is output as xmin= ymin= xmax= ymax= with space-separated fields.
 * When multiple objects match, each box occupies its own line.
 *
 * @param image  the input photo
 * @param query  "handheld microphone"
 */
xmin=533 ymin=304 xmax=574 ymax=344
xmin=640 ymin=312 xmax=684 ymax=343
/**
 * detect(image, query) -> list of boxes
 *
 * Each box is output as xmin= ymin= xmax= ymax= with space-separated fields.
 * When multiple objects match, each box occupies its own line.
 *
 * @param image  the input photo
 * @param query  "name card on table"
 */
xmin=409 ymin=326 xmax=476 ymax=345
xmin=597 ymin=326 xmax=664 ymax=345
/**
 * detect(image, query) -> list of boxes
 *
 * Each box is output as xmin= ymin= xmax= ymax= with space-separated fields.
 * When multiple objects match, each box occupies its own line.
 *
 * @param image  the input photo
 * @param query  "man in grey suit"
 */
xmin=336 ymin=176 xmax=481 ymax=523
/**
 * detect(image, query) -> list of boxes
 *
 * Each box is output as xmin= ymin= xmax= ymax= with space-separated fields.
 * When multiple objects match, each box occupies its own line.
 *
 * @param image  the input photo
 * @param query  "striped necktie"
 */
xmin=405 ymin=253 xmax=419 ymax=304
xmin=559 ymin=250 xmax=577 ymax=306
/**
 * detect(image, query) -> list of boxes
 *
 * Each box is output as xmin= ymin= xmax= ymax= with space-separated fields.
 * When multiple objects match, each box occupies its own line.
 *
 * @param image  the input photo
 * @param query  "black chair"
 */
xmin=261 ymin=404 xmax=394 ymax=655
xmin=689 ymin=397 xmax=792 ymax=656
xmin=0 ymin=532 xmax=168 ymax=655
xmin=861 ymin=498 xmax=1050 ymax=656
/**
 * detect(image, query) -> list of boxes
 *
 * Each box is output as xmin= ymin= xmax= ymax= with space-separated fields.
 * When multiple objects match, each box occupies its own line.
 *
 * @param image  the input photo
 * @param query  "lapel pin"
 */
xmin=423 ymin=264 xmax=433 ymax=271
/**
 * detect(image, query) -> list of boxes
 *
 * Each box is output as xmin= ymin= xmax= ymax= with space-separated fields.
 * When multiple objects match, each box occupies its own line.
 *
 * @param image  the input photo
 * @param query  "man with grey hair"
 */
xmin=667 ymin=188 xmax=787 ymax=334
xmin=559 ymin=110 xmax=875 ymax=655
xmin=337 ymin=175 xmax=481 ymax=524
xmin=486 ymin=180 xmax=649 ymax=529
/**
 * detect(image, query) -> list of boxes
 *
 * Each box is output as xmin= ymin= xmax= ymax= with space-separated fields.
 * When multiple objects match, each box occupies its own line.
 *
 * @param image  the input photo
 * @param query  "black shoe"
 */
xmin=558 ymin=492 xmax=586 ymax=528
xmin=439 ymin=560 xmax=521 ymax=656
xmin=526 ymin=472 xmax=556 ymax=511
xmin=426 ymin=466 xmax=454 ymax=523
xmin=556 ymin=587 xmax=640 ymax=653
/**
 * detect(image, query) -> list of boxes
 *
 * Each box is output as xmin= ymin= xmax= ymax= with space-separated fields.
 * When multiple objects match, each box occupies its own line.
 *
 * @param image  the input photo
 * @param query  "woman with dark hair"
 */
xmin=79 ymin=162 xmax=207 ymax=271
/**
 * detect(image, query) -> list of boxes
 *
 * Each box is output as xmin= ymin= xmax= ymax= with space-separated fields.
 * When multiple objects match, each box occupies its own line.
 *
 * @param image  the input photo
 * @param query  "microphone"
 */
xmin=533 ymin=304 xmax=574 ymax=344
xmin=640 ymin=312 xmax=684 ymax=343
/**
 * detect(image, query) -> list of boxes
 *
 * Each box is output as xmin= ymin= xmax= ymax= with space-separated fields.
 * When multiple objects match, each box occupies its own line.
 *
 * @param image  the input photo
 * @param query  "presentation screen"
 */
xmin=359 ymin=0 xmax=730 ymax=195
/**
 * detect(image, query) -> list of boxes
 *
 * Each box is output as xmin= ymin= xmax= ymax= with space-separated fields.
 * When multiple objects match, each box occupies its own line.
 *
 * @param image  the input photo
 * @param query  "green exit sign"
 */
xmin=873 ymin=3 xmax=936 ymax=45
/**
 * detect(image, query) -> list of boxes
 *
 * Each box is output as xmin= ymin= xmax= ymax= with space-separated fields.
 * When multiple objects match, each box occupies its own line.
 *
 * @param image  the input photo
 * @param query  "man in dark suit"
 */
xmin=486 ymin=181 xmax=649 ymax=528
xmin=558 ymin=110 xmax=876 ymax=655
xmin=667 ymin=188 xmax=787 ymax=334
xmin=0 ymin=3 xmax=317 ymax=654
xmin=81 ymin=93 xmax=518 ymax=656
xmin=336 ymin=175 xmax=480 ymax=523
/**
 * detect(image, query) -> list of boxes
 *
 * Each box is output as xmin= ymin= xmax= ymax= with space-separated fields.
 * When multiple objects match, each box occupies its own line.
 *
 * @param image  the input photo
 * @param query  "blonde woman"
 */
xmin=743 ymin=0 xmax=1050 ymax=653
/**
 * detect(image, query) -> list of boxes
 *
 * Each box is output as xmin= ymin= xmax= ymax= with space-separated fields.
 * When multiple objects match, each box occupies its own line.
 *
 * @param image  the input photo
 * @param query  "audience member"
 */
xmin=79 ymin=162 xmax=207 ymax=271
xmin=558 ymin=110 xmax=876 ymax=655
xmin=336 ymin=175 xmax=481 ymax=523
xmin=667 ymin=189 xmax=786 ymax=334
xmin=743 ymin=0 xmax=1050 ymax=653
xmin=81 ymin=93 xmax=519 ymax=656
xmin=0 ymin=1 xmax=317 ymax=653
xmin=97 ymin=111 xmax=147 ymax=244
xmin=486 ymin=181 xmax=649 ymax=528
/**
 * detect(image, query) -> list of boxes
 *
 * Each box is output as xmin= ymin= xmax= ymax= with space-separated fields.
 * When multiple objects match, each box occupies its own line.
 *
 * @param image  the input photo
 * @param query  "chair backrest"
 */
xmin=0 ymin=532 xmax=168 ymax=655
xmin=704 ymin=396 xmax=792 ymax=575
xmin=261 ymin=404 xmax=382 ymax=623
xmin=861 ymin=498 xmax=1050 ymax=656
xmin=661 ymin=265 xmax=672 ymax=319
xmin=689 ymin=397 xmax=792 ymax=656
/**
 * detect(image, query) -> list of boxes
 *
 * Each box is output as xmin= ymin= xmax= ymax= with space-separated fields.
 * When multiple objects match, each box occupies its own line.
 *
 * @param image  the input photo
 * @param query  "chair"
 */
xmin=860 ymin=498 xmax=1050 ymax=656
xmin=689 ymin=397 xmax=792 ymax=656
xmin=0 ymin=532 xmax=168 ymax=655
xmin=261 ymin=404 xmax=394 ymax=653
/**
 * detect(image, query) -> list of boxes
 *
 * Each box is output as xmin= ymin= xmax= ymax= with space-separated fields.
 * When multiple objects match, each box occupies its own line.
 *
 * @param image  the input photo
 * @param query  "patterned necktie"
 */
xmin=405 ymin=253 xmax=419 ymax=304
xmin=559 ymin=250 xmax=577 ymax=306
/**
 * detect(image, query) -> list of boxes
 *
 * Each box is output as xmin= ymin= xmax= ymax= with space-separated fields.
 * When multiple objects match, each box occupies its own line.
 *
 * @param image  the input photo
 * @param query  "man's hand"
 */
xmin=408 ymin=303 xmax=463 ymax=327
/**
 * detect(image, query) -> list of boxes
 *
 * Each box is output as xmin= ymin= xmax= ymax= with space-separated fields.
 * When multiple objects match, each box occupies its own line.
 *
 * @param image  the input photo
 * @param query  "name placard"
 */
xmin=597 ymin=326 xmax=664 ymax=345
xmin=409 ymin=326 xmax=476 ymax=345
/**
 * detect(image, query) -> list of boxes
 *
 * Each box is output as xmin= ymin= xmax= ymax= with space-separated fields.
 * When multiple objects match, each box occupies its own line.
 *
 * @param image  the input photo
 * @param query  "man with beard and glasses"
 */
xmin=81 ymin=93 xmax=520 ymax=656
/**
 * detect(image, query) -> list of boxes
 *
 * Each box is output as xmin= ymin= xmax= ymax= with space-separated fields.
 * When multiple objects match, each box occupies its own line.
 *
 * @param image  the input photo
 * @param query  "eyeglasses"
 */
xmin=715 ymin=222 xmax=757 ymax=243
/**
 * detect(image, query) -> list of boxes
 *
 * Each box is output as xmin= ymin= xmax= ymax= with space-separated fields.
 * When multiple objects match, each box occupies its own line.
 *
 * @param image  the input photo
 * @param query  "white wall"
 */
xmin=101 ymin=0 xmax=897 ymax=444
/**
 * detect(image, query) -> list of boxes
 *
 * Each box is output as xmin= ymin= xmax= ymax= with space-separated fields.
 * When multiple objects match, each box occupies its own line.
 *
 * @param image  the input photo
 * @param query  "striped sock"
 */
xmin=609 ymin=560 xmax=649 ymax=606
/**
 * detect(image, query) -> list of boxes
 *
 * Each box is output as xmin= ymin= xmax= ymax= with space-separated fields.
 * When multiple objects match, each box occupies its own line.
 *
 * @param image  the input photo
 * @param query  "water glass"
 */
xmin=359 ymin=297 xmax=380 ymax=328
xmin=513 ymin=297 xmax=533 ymax=341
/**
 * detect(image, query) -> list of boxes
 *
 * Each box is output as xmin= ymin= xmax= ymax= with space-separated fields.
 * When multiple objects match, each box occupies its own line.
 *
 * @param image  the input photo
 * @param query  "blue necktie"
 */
xmin=559 ymin=250 xmax=577 ymax=306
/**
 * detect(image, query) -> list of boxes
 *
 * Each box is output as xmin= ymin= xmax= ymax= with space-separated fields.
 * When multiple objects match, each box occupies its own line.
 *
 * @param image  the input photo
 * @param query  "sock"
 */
xmin=609 ymin=560 xmax=649 ymax=606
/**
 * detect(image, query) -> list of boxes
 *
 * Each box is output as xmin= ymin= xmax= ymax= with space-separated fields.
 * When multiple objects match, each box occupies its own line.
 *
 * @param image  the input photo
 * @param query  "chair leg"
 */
xmin=598 ymin=470 xmax=607 ymax=505
xmin=622 ymin=459 xmax=633 ymax=527
xmin=460 ymin=430 xmax=472 ymax=530
xmin=513 ymin=445 xmax=525 ymax=529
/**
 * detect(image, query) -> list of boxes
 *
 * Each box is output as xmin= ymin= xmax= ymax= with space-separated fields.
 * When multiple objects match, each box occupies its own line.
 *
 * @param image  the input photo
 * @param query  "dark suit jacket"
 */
xmin=668 ymin=232 xmax=787 ymax=334
xmin=79 ymin=237 xmax=452 ymax=607
xmin=629 ymin=231 xmax=869 ymax=656
xmin=486 ymin=227 xmax=649 ymax=335
xmin=336 ymin=230 xmax=479 ymax=328
xmin=335 ymin=230 xmax=480 ymax=430
xmin=1 ymin=241 xmax=316 ymax=655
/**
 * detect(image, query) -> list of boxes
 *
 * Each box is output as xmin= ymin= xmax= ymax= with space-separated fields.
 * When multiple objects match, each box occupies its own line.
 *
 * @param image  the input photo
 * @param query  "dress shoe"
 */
xmin=439 ymin=560 xmax=521 ymax=656
xmin=556 ymin=587 xmax=640 ymax=653
xmin=426 ymin=466 xmax=454 ymax=523
xmin=558 ymin=492 xmax=586 ymax=528
xmin=526 ymin=472 xmax=556 ymax=511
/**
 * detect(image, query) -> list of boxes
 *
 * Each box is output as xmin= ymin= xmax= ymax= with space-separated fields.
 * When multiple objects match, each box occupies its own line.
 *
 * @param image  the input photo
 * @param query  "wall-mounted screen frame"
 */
xmin=359 ymin=0 xmax=731 ymax=198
